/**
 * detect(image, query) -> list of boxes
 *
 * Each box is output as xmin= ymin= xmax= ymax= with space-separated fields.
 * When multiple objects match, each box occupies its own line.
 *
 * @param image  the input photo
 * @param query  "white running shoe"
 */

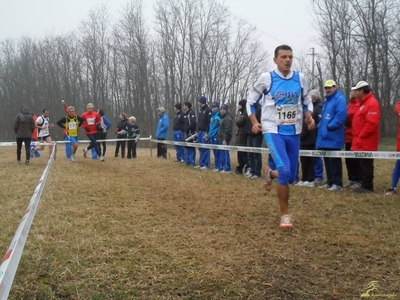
xmin=100 ymin=155 xmax=104 ymax=161
xmin=328 ymin=184 xmax=343 ymax=191
xmin=71 ymin=154 xmax=76 ymax=162
xmin=302 ymin=181 xmax=315 ymax=187
xmin=279 ymin=215 xmax=293 ymax=229
xmin=318 ymin=184 xmax=331 ymax=189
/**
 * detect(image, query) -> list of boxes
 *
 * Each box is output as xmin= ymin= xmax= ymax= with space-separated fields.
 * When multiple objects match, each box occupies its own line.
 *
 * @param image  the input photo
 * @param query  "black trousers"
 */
xmin=319 ymin=147 xmax=343 ymax=187
xmin=97 ymin=132 xmax=107 ymax=156
xmin=300 ymin=144 xmax=315 ymax=182
xmin=359 ymin=158 xmax=374 ymax=191
xmin=157 ymin=138 xmax=167 ymax=158
xmin=115 ymin=136 xmax=126 ymax=157
xmin=16 ymin=137 xmax=31 ymax=161
xmin=236 ymin=151 xmax=249 ymax=173
xmin=344 ymin=142 xmax=362 ymax=182
xmin=127 ymin=139 xmax=137 ymax=158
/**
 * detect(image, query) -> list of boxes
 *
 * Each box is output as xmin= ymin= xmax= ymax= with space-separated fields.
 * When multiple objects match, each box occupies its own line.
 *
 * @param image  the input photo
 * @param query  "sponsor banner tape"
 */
xmin=0 ymin=144 xmax=56 ymax=299
xmin=151 ymin=139 xmax=400 ymax=160
xmin=0 ymin=137 xmax=152 ymax=147
xmin=0 ymin=137 xmax=399 ymax=159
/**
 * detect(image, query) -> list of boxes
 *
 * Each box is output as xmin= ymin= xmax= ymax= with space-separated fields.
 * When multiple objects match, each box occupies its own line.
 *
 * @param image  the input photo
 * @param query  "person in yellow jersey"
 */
xmin=56 ymin=106 xmax=84 ymax=162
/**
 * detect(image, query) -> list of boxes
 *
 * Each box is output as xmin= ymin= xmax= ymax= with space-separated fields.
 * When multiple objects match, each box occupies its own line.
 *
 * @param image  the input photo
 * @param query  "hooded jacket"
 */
xmin=351 ymin=92 xmax=380 ymax=151
xmin=316 ymin=89 xmax=347 ymax=149
xmin=14 ymin=106 xmax=35 ymax=138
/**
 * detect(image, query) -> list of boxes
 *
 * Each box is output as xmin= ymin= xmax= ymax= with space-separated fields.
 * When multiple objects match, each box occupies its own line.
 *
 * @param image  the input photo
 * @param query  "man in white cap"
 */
xmin=316 ymin=79 xmax=348 ymax=191
xmin=351 ymin=81 xmax=380 ymax=193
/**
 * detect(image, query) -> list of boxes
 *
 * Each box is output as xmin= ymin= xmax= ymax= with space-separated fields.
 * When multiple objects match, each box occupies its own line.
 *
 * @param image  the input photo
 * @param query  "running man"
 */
xmin=246 ymin=44 xmax=315 ymax=229
xmin=57 ymin=106 xmax=84 ymax=162
xmin=81 ymin=103 xmax=103 ymax=161
xmin=32 ymin=108 xmax=55 ymax=158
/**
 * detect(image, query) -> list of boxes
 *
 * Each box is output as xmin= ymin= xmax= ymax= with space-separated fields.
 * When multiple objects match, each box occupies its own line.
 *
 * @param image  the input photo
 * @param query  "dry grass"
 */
xmin=1 ymin=144 xmax=400 ymax=299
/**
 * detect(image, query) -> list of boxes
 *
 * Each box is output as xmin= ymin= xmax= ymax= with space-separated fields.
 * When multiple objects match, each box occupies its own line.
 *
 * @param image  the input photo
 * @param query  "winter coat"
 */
xmin=301 ymin=99 xmax=323 ymax=147
xmin=351 ymin=92 xmax=380 ymax=151
xmin=14 ymin=106 xmax=35 ymax=138
xmin=345 ymin=98 xmax=359 ymax=143
xmin=235 ymin=108 xmax=248 ymax=146
xmin=217 ymin=112 xmax=233 ymax=144
xmin=155 ymin=113 xmax=169 ymax=139
xmin=316 ymin=89 xmax=347 ymax=149
xmin=208 ymin=110 xmax=221 ymax=139
xmin=197 ymin=104 xmax=212 ymax=132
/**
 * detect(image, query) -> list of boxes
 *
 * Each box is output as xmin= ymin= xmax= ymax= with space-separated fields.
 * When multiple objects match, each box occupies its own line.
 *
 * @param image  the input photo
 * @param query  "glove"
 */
xmin=84 ymin=127 xmax=90 ymax=132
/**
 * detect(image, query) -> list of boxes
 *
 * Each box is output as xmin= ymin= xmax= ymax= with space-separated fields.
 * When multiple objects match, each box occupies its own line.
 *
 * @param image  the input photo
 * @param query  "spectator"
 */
xmin=14 ymin=106 xmax=35 ymax=165
xmin=234 ymin=99 xmax=250 ymax=175
xmin=208 ymin=101 xmax=222 ymax=172
xmin=56 ymin=106 xmax=84 ymax=162
xmin=217 ymin=104 xmax=233 ymax=173
xmin=310 ymin=89 xmax=324 ymax=185
xmin=247 ymin=44 xmax=315 ymax=229
xmin=183 ymin=102 xmax=197 ymax=166
xmin=115 ymin=113 xmax=128 ymax=158
xmin=344 ymin=90 xmax=362 ymax=188
xmin=385 ymin=101 xmax=400 ymax=196
xmin=173 ymin=103 xmax=185 ymax=163
xmin=316 ymin=79 xmax=347 ymax=191
xmin=81 ymin=103 xmax=103 ymax=161
xmin=126 ymin=116 xmax=140 ymax=159
xmin=155 ymin=107 xmax=169 ymax=159
xmin=245 ymin=103 xmax=263 ymax=179
xmin=32 ymin=108 xmax=55 ymax=158
xmin=96 ymin=109 xmax=112 ymax=158
xmin=196 ymin=96 xmax=212 ymax=170
xmin=296 ymin=99 xmax=320 ymax=187
xmin=351 ymin=81 xmax=380 ymax=194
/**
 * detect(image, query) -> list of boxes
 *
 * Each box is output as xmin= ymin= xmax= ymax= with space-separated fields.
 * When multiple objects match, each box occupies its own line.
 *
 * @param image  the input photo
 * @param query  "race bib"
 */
xmin=276 ymin=105 xmax=297 ymax=125
xmin=68 ymin=122 xmax=77 ymax=130
xmin=87 ymin=118 xmax=95 ymax=125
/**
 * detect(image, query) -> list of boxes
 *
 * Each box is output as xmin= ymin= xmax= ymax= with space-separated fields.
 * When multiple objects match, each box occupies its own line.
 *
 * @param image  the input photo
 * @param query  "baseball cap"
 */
xmin=323 ymin=79 xmax=337 ymax=87
xmin=351 ymin=81 xmax=369 ymax=90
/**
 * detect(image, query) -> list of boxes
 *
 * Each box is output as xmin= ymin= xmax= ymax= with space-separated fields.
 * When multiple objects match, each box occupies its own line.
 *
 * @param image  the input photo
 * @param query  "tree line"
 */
xmin=311 ymin=0 xmax=400 ymax=138
xmin=0 ymin=0 xmax=267 ymax=141
xmin=1 ymin=0 xmax=399 ymax=142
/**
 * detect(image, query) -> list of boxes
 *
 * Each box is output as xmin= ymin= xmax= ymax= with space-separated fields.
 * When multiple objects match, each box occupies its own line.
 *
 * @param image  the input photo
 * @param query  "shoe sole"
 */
xmin=264 ymin=167 xmax=272 ymax=191
xmin=279 ymin=224 xmax=293 ymax=229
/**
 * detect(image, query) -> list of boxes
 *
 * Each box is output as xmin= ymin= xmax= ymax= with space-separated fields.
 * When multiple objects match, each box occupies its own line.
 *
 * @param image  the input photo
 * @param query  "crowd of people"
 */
xmin=13 ymin=44 xmax=398 ymax=229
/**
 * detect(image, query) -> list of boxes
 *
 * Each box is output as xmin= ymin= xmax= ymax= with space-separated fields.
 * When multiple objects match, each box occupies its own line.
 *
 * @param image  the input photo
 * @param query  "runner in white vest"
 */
xmin=32 ymin=108 xmax=54 ymax=158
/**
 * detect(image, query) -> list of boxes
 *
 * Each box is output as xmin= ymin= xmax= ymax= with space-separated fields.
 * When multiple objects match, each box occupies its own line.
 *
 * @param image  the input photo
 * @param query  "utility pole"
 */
xmin=307 ymin=48 xmax=318 ymax=89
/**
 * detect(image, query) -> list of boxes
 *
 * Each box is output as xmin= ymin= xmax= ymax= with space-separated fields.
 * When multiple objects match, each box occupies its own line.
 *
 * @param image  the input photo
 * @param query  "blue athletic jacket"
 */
xmin=316 ymin=89 xmax=347 ymax=149
xmin=156 ymin=113 xmax=169 ymax=139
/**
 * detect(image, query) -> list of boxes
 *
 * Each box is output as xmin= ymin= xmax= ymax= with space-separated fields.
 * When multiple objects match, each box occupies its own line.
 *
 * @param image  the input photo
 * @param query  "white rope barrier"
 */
xmin=0 ymin=137 xmax=399 ymax=159
xmin=151 ymin=139 xmax=400 ymax=160
xmin=0 ymin=143 xmax=56 ymax=300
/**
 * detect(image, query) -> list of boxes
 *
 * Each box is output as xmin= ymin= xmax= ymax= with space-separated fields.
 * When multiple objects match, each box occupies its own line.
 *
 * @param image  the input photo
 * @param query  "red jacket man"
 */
xmin=351 ymin=91 xmax=380 ymax=151
xmin=350 ymin=81 xmax=380 ymax=193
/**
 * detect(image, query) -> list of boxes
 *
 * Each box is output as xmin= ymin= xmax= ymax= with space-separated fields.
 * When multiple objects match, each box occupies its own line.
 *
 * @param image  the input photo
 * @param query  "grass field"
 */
xmin=1 ymin=144 xmax=399 ymax=299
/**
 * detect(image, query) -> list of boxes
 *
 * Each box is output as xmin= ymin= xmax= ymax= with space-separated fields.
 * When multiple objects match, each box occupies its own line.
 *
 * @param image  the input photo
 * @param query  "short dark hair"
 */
xmin=359 ymin=86 xmax=372 ymax=94
xmin=184 ymin=101 xmax=192 ymax=109
xmin=42 ymin=108 xmax=48 ymax=113
xmin=274 ymin=44 xmax=292 ymax=58
xmin=98 ymin=109 xmax=104 ymax=116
